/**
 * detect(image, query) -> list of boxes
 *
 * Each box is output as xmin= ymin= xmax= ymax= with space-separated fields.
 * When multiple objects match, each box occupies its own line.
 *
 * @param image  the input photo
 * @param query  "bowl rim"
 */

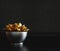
xmin=4 ymin=30 xmax=28 ymax=32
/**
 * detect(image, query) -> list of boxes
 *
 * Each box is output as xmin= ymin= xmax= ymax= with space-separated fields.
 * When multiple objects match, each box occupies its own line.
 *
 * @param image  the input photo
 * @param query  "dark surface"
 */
xmin=0 ymin=32 xmax=60 ymax=51
xmin=0 ymin=0 xmax=60 ymax=51
xmin=0 ymin=0 xmax=60 ymax=32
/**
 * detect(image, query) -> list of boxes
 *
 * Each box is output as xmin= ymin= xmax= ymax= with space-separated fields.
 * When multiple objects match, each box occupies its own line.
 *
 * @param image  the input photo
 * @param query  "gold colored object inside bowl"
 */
xmin=4 ymin=23 xmax=29 ymax=32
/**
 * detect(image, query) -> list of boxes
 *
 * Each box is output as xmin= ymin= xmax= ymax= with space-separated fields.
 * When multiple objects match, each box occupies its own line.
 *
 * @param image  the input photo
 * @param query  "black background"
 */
xmin=0 ymin=0 xmax=60 ymax=51
xmin=0 ymin=0 xmax=60 ymax=33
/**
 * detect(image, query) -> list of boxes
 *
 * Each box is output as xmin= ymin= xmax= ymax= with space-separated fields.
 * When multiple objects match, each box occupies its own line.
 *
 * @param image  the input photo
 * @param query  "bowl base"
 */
xmin=11 ymin=42 xmax=23 ymax=47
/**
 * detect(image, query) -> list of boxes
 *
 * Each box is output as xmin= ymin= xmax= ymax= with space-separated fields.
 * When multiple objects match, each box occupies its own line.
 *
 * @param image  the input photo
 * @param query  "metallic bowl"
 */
xmin=6 ymin=32 xmax=27 ymax=46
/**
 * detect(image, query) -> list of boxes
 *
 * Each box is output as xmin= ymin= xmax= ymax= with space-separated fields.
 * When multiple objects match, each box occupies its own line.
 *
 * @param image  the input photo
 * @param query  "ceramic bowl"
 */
xmin=6 ymin=32 xmax=27 ymax=46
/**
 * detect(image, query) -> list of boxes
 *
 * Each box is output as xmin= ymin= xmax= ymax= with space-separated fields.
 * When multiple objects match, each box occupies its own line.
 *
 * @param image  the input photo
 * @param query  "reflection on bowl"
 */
xmin=6 ymin=32 xmax=27 ymax=46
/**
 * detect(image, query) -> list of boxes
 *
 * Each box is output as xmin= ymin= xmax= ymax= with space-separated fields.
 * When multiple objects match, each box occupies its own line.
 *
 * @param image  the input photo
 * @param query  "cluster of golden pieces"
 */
xmin=4 ymin=23 xmax=29 ymax=32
